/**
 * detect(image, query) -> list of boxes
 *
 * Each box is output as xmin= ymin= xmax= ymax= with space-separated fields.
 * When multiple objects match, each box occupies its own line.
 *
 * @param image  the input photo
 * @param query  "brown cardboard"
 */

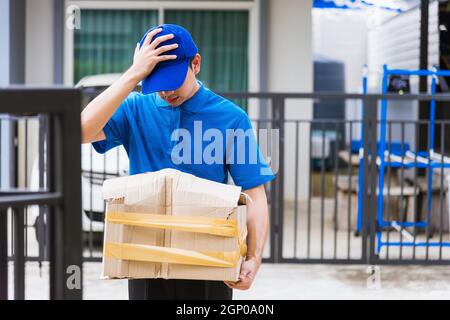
xmin=101 ymin=168 xmax=247 ymax=282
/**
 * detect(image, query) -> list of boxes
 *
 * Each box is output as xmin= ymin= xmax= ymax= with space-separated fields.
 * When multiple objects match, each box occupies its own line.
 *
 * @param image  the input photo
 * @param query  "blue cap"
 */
xmin=139 ymin=24 xmax=198 ymax=94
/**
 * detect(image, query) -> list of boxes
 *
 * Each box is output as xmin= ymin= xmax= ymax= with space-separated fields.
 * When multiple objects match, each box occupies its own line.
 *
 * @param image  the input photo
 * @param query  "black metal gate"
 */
xmin=3 ymin=88 xmax=450 ymax=299
xmin=77 ymin=90 xmax=450 ymax=266
xmin=0 ymin=88 xmax=83 ymax=300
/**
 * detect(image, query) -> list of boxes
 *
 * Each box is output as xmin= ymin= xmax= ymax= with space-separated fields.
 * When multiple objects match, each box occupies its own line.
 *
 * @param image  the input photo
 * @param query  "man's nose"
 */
xmin=161 ymin=90 xmax=174 ymax=96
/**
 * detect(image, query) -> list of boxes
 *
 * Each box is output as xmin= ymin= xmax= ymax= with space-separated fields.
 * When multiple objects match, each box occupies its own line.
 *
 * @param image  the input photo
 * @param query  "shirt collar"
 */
xmin=154 ymin=81 xmax=209 ymax=114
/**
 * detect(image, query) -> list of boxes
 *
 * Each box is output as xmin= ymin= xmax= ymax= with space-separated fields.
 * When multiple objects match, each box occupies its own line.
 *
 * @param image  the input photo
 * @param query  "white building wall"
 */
xmin=268 ymin=0 xmax=313 ymax=201
xmin=367 ymin=1 xmax=440 ymax=148
xmin=25 ymin=0 xmax=55 ymax=85
xmin=313 ymin=9 xmax=368 ymax=94
xmin=313 ymin=9 xmax=368 ymax=144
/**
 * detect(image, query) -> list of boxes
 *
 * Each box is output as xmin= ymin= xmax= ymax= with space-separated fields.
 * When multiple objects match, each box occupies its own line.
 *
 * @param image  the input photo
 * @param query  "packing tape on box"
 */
xmin=104 ymin=242 xmax=243 ymax=268
xmin=106 ymin=211 xmax=240 ymax=237
xmin=104 ymin=211 xmax=247 ymax=268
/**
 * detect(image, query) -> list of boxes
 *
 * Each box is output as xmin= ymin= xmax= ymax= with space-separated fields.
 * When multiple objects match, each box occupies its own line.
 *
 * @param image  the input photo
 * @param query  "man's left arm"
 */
xmin=224 ymin=184 xmax=269 ymax=290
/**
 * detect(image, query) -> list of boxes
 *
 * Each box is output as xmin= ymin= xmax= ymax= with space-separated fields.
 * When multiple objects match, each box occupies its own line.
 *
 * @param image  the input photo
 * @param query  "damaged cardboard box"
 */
xmin=101 ymin=168 xmax=248 ymax=282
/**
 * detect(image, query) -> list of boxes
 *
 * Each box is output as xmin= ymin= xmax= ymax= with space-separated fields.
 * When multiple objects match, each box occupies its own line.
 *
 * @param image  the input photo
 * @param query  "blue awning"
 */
xmin=313 ymin=0 xmax=419 ymax=13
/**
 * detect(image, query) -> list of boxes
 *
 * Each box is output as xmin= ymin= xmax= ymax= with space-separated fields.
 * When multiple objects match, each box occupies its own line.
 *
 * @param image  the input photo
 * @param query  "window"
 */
xmin=73 ymin=8 xmax=249 ymax=94
xmin=74 ymin=10 xmax=158 ymax=83
xmin=165 ymin=10 xmax=249 ymax=93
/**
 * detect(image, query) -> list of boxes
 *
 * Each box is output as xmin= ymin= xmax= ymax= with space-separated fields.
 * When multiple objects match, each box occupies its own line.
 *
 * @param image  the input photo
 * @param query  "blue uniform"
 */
xmin=93 ymin=82 xmax=275 ymax=190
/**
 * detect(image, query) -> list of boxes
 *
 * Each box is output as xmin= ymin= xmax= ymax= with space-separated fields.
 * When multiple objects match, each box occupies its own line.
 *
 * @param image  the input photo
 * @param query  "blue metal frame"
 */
xmin=357 ymin=65 xmax=450 ymax=253
xmin=356 ymin=66 xmax=368 ymax=234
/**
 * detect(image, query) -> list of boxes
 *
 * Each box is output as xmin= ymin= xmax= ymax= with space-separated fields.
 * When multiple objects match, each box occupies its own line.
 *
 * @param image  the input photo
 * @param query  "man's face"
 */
xmin=157 ymin=54 xmax=201 ymax=106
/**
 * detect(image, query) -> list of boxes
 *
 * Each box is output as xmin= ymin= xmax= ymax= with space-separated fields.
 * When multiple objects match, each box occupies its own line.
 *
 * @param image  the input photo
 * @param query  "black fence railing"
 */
xmin=0 ymin=88 xmax=83 ymax=300
xmin=78 ymin=90 xmax=450 ymax=265
xmin=3 ymin=88 xmax=450 ymax=299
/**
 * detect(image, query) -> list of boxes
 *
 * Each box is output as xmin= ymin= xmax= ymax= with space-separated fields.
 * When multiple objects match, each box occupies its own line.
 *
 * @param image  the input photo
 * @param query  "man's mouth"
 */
xmin=166 ymin=96 xmax=179 ymax=104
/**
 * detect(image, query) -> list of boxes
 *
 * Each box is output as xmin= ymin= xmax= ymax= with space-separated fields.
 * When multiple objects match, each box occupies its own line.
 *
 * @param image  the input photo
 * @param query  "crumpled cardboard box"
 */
xmin=101 ymin=168 xmax=248 ymax=282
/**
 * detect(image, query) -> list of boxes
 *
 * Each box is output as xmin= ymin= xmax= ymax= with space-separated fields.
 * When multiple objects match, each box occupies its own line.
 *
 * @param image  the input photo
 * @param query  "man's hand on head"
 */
xmin=125 ymin=28 xmax=178 ymax=83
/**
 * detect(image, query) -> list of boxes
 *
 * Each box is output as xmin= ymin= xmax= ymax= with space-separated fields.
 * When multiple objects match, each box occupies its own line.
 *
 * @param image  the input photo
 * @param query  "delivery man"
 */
xmin=81 ymin=24 xmax=275 ymax=300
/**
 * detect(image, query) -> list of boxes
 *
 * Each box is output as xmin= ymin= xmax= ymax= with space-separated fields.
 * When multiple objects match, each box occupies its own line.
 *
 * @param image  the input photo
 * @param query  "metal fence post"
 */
xmin=13 ymin=207 xmax=25 ymax=300
xmin=362 ymin=96 xmax=379 ymax=264
xmin=0 ymin=208 xmax=7 ymax=300
xmin=61 ymin=92 xmax=83 ymax=300
xmin=270 ymin=96 xmax=285 ymax=263
xmin=48 ymin=91 xmax=83 ymax=300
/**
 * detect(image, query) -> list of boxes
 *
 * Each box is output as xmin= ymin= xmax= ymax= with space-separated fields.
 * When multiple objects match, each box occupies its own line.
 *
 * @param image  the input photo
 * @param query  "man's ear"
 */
xmin=192 ymin=54 xmax=201 ymax=76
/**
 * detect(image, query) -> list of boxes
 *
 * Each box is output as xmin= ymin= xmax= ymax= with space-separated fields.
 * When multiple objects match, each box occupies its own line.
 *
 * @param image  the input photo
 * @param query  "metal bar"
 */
xmin=277 ymin=258 xmax=450 ymax=265
xmin=430 ymin=75 xmax=437 ymax=151
xmin=386 ymin=122 xmax=392 ymax=260
xmin=13 ymin=207 xmax=25 ymax=300
xmin=48 ymin=113 xmax=59 ymax=300
xmin=0 ymin=89 xmax=81 ymax=114
xmin=419 ymin=0 xmax=430 ymax=89
xmin=386 ymin=69 xmax=450 ymax=77
xmin=267 ymin=108 xmax=276 ymax=263
xmin=293 ymin=121 xmax=299 ymax=258
xmin=0 ymin=208 xmax=7 ymax=300
xmin=320 ymin=122 xmax=326 ymax=259
xmin=347 ymin=121 xmax=353 ymax=259
xmin=89 ymin=139 xmax=94 ymax=258
xmin=307 ymin=122 xmax=313 ymax=259
xmin=38 ymin=115 xmax=47 ymax=262
xmin=277 ymin=97 xmax=285 ymax=262
xmin=333 ymin=121 xmax=339 ymax=259
xmin=376 ymin=67 xmax=389 ymax=256
xmin=221 ymin=92 xmax=450 ymax=102
xmin=0 ymin=193 xmax=62 ymax=208
xmin=24 ymin=119 xmax=28 ymax=259
xmin=361 ymin=98 xmax=370 ymax=263
xmin=439 ymin=123 xmax=445 ymax=260
xmin=364 ymin=97 xmax=379 ymax=264
xmin=268 ymin=119 xmax=450 ymax=125
xmin=269 ymin=96 xmax=284 ymax=263
xmin=425 ymin=121 xmax=431 ymax=260
xmin=418 ymin=0 xmax=430 ymax=151
xmin=399 ymin=122 xmax=406 ymax=260
xmin=412 ymin=122 xmax=419 ymax=261
xmin=48 ymin=203 xmax=58 ymax=300
xmin=55 ymin=94 xmax=83 ymax=299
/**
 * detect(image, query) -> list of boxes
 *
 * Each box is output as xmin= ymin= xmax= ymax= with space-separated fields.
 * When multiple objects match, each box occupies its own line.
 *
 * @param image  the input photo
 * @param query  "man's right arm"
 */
xmin=81 ymin=71 xmax=140 ymax=143
xmin=81 ymin=27 xmax=179 ymax=144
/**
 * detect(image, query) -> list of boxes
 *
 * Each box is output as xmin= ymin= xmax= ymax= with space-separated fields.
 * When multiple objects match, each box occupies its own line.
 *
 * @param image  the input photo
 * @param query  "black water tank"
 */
xmin=314 ymin=55 xmax=345 ymax=120
xmin=312 ymin=56 xmax=346 ymax=170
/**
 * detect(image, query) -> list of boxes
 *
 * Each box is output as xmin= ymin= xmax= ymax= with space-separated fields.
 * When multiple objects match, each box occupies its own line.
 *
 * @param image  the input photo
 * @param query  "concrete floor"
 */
xmin=8 ymin=261 xmax=450 ymax=300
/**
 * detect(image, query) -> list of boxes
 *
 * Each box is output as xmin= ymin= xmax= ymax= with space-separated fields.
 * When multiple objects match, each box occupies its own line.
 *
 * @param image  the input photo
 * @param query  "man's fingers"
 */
xmin=154 ymin=43 xmax=178 ymax=56
xmin=225 ymin=279 xmax=250 ymax=291
xmin=149 ymin=34 xmax=175 ymax=50
xmin=143 ymin=28 xmax=162 ymax=47
xmin=241 ymin=270 xmax=253 ymax=280
xmin=224 ymin=281 xmax=235 ymax=289
xmin=224 ymin=280 xmax=240 ymax=287
xmin=239 ymin=265 xmax=253 ymax=280
xmin=156 ymin=54 xmax=177 ymax=62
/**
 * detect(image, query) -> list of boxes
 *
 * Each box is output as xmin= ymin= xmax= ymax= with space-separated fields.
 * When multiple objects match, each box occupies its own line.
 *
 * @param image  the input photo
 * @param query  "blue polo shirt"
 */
xmin=92 ymin=82 xmax=275 ymax=190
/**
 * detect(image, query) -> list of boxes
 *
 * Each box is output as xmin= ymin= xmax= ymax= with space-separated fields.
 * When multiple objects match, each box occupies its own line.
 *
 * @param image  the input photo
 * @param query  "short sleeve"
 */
xmin=92 ymin=95 xmax=133 ymax=154
xmin=227 ymin=114 xmax=276 ymax=190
